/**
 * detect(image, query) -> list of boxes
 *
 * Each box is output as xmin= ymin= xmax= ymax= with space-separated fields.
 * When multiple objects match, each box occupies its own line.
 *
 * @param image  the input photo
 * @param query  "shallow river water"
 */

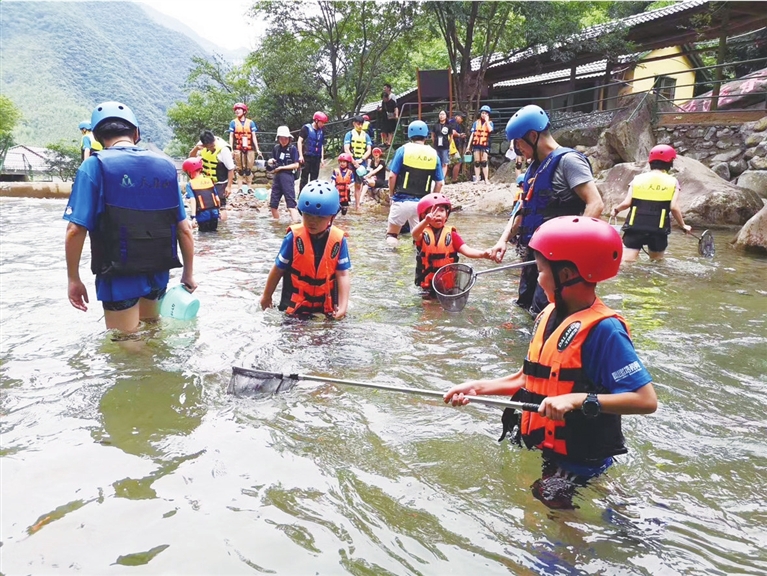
xmin=1 ymin=197 xmax=766 ymax=575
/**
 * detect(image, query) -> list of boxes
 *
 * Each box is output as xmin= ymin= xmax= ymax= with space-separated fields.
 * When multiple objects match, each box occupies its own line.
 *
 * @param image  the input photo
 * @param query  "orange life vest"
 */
xmin=471 ymin=119 xmax=491 ymax=148
xmin=415 ymin=225 xmax=459 ymax=290
xmin=233 ymin=118 xmax=255 ymax=151
xmin=518 ymin=298 xmax=628 ymax=462
xmin=189 ymin=174 xmax=220 ymax=212
xmin=281 ymin=224 xmax=345 ymax=316
xmin=333 ymin=168 xmax=353 ymax=203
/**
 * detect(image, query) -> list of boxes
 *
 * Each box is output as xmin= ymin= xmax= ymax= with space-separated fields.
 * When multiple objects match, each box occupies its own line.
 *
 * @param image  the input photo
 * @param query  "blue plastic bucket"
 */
xmin=356 ymin=165 xmax=368 ymax=178
xmin=463 ymin=153 xmax=473 ymax=163
xmin=254 ymin=188 xmax=268 ymax=201
xmin=160 ymin=284 xmax=200 ymax=320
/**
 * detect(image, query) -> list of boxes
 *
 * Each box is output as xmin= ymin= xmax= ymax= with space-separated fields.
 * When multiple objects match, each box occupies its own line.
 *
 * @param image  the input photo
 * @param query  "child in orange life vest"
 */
xmin=332 ymin=153 xmax=356 ymax=216
xmin=260 ymin=180 xmax=351 ymax=319
xmin=412 ymin=193 xmax=494 ymax=294
xmin=182 ymin=157 xmax=220 ymax=232
xmin=444 ymin=217 xmax=657 ymax=509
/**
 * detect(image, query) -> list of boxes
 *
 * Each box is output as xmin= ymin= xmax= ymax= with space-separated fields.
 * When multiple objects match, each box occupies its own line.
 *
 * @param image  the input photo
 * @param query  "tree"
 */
xmin=0 ymin=95 xmax=22 ymax=168
xmin=46 ymin=140 xmax=81 ymax=181
xmin=250 ymin=0 xmax=419 ymax=118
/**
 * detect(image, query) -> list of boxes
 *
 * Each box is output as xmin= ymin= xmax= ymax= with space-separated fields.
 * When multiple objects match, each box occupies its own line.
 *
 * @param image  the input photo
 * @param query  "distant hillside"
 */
xmin=1 ymin=1 xmax=211 ymax=147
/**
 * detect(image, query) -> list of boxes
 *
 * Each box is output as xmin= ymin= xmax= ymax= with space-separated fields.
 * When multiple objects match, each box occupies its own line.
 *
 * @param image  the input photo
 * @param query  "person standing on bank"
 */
xmin=79 ymin=121 xmax=103 ymax=161
xmin=612 ymin=144 xmax=691 ymax=262
xmin=378 ymin=91 xmax=399 ymax=147
xmin=268 ymin=125 xmax=301 ymax=223
xmin=385 ymin=120 xmax=444 ymax=248
xmin=229 ymin=102 xmax=261 ymax=190
xmin=492 ymin=105 xmax=603 ymax=316
xmin=64 ymin=101 xmax=196 ymax=334
xmin=431 ymin=110 xmax=452 ymax=181
xmin=190 ymin=130 xmax=235 ymax=222
xmin=448 ymin=112 xmax=466 ymax=183
xmin=466 ymin=105 xmax=494 ymax=183
xmin=297 ymin=111 xmax=328 ymax=192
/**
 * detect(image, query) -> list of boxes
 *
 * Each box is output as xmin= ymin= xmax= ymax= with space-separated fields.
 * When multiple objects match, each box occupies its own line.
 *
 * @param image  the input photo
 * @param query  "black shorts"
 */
xmin=102 ymin=287 xmax=166 ymax=312
xmin=214 ymin=183 xmax=228 ymax=208
xmin=622 ymin=230 xmax=668 ymax=253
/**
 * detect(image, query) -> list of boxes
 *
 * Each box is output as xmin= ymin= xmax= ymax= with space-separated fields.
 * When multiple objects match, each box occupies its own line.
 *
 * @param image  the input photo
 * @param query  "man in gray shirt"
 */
xmin=491 ymin=105 xmax=603 ymax=315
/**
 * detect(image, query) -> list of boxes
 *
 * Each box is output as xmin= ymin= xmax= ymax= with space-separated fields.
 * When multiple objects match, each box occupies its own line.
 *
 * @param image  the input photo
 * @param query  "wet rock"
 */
xmin=601 ymin=93 xmax=656 ymax=164
xmin=712 ymin=163 xmax=731 ymax=180
xmin=732 ymin=205 xmax=767 ymax=254
xmin=748 ymin=156 xmax=767 ymax=170
xmin=729 ymin=158 xmax=748 ymax=178
xmin=736 ymin=170 xmax=767 ymax=198
xmin=710 ymin=149 xmax=743 ymax=163
xmin=491 ymin=160 xmax=519 ymax=184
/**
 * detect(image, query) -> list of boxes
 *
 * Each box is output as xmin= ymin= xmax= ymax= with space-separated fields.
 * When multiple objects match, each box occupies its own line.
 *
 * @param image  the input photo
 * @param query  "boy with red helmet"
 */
xmin=182 ymin=157 xmax=220 ymax=232
xmin=612 ymin=144 xmax=691 ymax=262
xmin=412 ymin=193 xmax=493 ymax=293
xmin=332 ymin=153 xmax=356 ymax=215
xmin=229 ymin=102 xmax=261 ymax=189
xmin=444 ymin=216 xmax=657 ymax=509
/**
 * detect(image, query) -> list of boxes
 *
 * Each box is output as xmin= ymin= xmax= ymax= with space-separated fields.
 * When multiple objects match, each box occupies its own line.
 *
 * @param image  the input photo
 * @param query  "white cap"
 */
xmin=276 ymin=125 xmax=292 ymax=139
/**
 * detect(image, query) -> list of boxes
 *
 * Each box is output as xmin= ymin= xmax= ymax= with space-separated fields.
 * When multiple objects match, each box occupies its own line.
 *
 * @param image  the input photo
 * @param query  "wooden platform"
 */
xmin=656 ymin=110 xmax=766 ymax=127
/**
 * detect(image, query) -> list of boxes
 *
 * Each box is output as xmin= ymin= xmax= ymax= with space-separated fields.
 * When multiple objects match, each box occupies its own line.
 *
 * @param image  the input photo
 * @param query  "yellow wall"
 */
xmin=625 ymin=46 xmax=696 ymax=104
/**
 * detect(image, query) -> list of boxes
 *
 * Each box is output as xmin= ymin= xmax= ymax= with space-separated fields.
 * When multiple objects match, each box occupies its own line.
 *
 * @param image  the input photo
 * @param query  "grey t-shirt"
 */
xmin=550 ymin=151 xmax=593 ymax=201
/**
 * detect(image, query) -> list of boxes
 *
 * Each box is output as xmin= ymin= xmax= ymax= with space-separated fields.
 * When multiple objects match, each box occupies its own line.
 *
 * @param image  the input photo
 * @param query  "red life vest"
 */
xmin=233 ymin=118 xmax=255 ymax=151
xmin=281 ymin=224 xmax=345 ymax=316
xmin=519 ymin=299 xmax=628 ymax=463
xmin=333 ymin=168 xmax=353 ymax=203
xmin=415 ymin=225 xmax=459 ymax=290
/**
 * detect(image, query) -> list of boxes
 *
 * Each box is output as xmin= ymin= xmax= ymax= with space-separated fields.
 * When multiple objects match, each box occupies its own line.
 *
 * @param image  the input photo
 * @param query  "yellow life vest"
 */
xmin=350 ymin=129 xmax=368 ymax=160
xmin=80 ymin=131 xmax=103 ymax=158
xmin=200 ymin=137 xmax=231 ymax=182
xmin=625 ymin=171 xmax=677 ymax=233
xmin=394 ymin=142 xmax=438 ymax=198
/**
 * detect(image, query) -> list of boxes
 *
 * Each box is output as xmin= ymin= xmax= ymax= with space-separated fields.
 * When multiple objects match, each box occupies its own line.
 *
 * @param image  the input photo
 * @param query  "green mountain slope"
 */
xmin=1 ymin=0 xmax=210 ymax=147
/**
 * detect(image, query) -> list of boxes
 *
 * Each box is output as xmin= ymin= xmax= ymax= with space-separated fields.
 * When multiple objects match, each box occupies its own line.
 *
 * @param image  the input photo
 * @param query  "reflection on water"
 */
xmin=1 ymin=197 xmax=766 ymax=574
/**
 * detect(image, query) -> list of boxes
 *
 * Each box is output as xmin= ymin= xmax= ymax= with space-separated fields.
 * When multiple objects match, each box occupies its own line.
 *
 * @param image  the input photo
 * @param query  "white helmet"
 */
xmin=275 ymin=125 xmax=292 ymax=139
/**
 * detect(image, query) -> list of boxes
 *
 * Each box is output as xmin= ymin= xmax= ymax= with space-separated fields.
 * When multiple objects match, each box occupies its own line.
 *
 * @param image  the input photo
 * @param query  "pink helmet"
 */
xmin=182 ymin=157 xmax=203 ymax=175
xmin=313 ymin=111 xmax=328 ymax=123
xmin=529 ymin=216 xmax=622 ymax=282
xmin=362 ymin=114 xmax=370 ymax=121
xmin=417 ymin=193 xmax=452 ymax=221
xmin=648 ymin=144 xmax=676 ymax=163
xmin=338 ymin=153 xmax=354 ymax=163
xmin=233 ymin=102 xmax=248 ymax=113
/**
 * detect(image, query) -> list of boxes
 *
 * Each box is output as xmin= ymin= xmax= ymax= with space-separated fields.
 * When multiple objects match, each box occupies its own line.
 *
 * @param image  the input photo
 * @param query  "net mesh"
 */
xmin=228 ymin=368 xmax=296 ymax=396
xmin=432 ymin=263 xmax=476 ymax=312
xmin=699 ymin=230 xmax=715 ymax=258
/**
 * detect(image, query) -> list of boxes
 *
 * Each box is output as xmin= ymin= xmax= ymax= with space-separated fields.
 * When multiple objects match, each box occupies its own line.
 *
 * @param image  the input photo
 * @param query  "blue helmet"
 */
xmin=479 ymin=105 xmax=492 ymax=114
xmin=407 ymin=120 xmax=429 ymax=139
xmin=91 ymin=101 xmax=140 ymax=141
xmin=505 ymin=105 xmax=550 ymax=141
xmin=78 ymin=121 xmax=91 ymax=130
xmin=298 ymin=180 xmax=340 ymax=216
xmin=516 ymin=174 xmax=525 ymax=185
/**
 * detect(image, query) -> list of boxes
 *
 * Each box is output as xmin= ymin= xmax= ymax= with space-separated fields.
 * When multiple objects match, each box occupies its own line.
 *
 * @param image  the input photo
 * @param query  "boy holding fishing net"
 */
xmin=260 ymin=180 xmax=351 ymax=319
xmin=412 ymin=193 xmax=494 ymax=296
xmin=444 ymin=216 xmax=657 ymax=509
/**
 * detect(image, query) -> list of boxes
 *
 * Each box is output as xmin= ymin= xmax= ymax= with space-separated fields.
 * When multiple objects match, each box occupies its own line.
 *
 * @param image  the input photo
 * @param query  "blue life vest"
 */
xmin=303 ymin=123 xmax=324 ymax=157
xmin=91 ymin=148 xmax=183 ymax=276
xmin=520 ymin=148 xmax=588 ymax=246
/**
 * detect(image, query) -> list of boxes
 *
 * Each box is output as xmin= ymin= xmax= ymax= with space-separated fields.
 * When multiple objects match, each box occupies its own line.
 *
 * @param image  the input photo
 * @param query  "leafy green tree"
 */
xmin=0 ymin=95 xmax=22 ymax=166
xmin=46 ymin=140 xmax=81 ymax=181
xmin=250 ymin=0 xmax=419 ymax=118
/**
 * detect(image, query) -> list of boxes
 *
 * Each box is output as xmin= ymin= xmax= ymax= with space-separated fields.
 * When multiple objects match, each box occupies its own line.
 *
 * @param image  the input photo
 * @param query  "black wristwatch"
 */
xmin=581 ymin=393 xmax=601 ymax=418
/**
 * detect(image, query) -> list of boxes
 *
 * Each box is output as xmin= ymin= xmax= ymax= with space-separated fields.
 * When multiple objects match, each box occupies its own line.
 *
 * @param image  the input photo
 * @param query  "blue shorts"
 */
xmin=472 ymin=146 xmax=489 ymax=154
xmin=102 ymin=287 xmax=166 ymax=312
xmin=436 ymin=148 xmax=450 ymax=167
xmin=270 ymin=171 xmax=297 ymax=209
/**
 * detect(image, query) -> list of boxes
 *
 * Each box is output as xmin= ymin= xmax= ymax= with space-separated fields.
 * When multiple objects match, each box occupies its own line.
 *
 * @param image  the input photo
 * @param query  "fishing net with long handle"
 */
xmin=696 ymin=230 xmax=715 ymax=258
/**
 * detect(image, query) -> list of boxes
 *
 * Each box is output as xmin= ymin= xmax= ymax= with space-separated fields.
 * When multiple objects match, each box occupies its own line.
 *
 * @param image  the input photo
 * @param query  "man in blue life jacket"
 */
xmin=64 ymin=101 xmax=197 ymax=334
xmin=490 ymin=105 xmax=603 ymax=316
xmin=297 ymin=111 xmax=328 ymax=192
xmin=385 ymin=120 xmax=444 ymax=248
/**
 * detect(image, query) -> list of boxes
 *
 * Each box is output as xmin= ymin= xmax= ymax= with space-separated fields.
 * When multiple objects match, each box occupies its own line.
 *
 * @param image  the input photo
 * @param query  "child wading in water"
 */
xmin=260 ymin=180 xmax=351 ymax=319
xmin=444 ymin=216 xmax=657 ymax=509
xmin=412 ymin=193 xmax=493 ymax=295
xmin=332 ymin=153 xmax=356 ymax=216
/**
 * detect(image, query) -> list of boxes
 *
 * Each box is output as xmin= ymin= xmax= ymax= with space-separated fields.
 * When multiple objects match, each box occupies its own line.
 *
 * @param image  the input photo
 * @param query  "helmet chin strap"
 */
xmin=552 ymin=267 xmax=584 ymax=313
xmin=522 ymin=131 xmax=540 ymax=162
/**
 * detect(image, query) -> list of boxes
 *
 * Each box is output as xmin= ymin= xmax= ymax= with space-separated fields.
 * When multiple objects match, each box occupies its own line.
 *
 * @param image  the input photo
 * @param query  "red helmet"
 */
xmin=372 ymin=147 xmax=383 ymax=156
xmin=362 ymin=114 xmax=370 ymax=121
xmin=233 ymin=102 xmax=248 ymax=113
xmin=417 ymin=193 xmax=452 ymax=221
xmin=182 ymin=157 xmax=203 ymax=175
xmin=338 ymin=153 xmax=354 ymax=163
xmin=529 ymin=216 xmax=622 ymax=282
xmin=648 ymin=144 xmax=676 ymax=163
xmin=313 ymin=111 xmax=328 ymax=123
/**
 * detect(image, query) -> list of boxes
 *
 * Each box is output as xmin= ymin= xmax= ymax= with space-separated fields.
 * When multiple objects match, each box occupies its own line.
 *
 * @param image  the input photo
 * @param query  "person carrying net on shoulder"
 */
xmin=412 ymin=193 xmax=493 ymax=297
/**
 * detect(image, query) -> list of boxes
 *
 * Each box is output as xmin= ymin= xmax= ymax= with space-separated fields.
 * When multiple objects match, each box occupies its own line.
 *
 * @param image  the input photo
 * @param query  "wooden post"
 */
xmin=600 ymin=61 xmax=613 ymax=111
xmin=567 ymin=64 xmax=577 ymax=112
xmin=448 ymin=68 xmax=453 ymax=118
xmin=416 ymin=67 xmax=422 ymax=119
xmin=711 ymin=8 xmax=729 ymax=112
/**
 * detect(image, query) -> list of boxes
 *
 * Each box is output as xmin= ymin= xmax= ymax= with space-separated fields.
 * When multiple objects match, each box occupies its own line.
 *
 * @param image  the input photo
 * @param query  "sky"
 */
xmin=135 ymin=0 xmax=259 ymax=51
